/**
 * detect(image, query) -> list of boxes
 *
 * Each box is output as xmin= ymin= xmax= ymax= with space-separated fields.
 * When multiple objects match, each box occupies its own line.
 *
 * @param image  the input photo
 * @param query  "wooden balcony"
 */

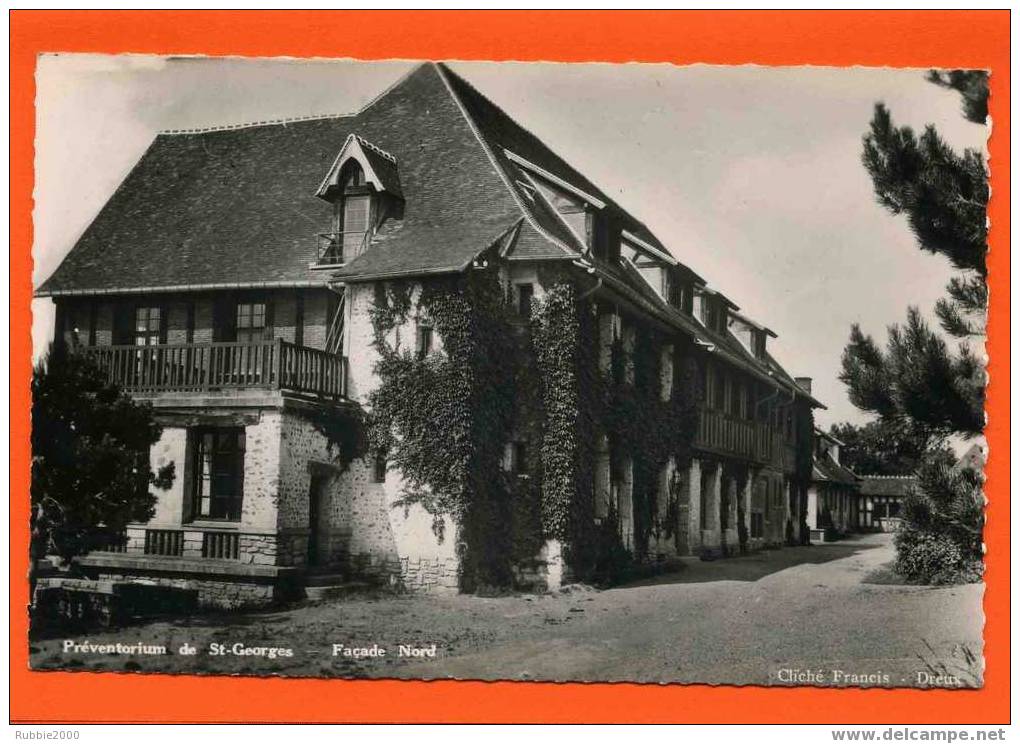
xmin=82 ymin=339 xmax=346 ymax=399
xmin=694 ymin=407 xmax=774 ymax=464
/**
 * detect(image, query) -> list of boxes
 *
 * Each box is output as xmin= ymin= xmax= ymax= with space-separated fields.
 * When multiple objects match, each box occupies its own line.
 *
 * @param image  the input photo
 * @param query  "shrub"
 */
xmin=894 ymin=528 xmax=982 ymax=585
xmin=893 ymin=454 xmax=983 ymax=585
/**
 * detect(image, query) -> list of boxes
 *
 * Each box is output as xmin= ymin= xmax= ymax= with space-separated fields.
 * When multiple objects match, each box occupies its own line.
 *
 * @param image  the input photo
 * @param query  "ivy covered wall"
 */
xmin=360 ymin=262 xmax=704 ymax=591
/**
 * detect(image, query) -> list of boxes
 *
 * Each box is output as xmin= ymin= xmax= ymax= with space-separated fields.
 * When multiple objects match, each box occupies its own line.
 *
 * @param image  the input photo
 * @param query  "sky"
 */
xmin=31 ymin=55 xmax=989 ymax=429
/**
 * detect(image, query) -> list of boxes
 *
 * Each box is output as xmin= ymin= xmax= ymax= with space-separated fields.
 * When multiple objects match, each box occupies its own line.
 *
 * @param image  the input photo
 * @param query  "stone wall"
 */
xmin=334 ymin=280 xmax=460 ymax=591
xmin=148 ymin=427 xmax=188 ymax=527
xmin=276 ymin=396 xmax=459 ymax=591
xmin=91 ymin=570 xmax=280 ymax=610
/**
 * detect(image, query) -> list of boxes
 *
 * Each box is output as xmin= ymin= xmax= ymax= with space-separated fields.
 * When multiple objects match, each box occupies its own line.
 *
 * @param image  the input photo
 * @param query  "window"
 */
xmin=680 ymin=284 xmax=694 ymax=314
xmin=340 ymin=195 xmax=371 ymax=256
xmin=701 ymin=298 xmax=716 ymax=330
xmin=373 ymin=452 xmax=387 ymax=483
xmin=416 ymin=323 xmax=433 ymax=359
xmin=193 ymin=428 xmax=245 ymax=521
xmin=331 ymin=161 xmax=373 ymax=261
xmin=235 ymin=302 xmax=269 ymax=343
xmin=134 ymin=306 xmax=162 ymax=346
xmin=666 ymin=272 xmax=681 ymax=308
xmin=754 ymin=332 xmax=766 ymax=359
xmin=516 ymin=283 xmax=534 ymax=319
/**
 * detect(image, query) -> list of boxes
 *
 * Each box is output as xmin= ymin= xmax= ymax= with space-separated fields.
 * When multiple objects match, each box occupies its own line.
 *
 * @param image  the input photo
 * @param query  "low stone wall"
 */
xmin=33 ymin=577 xmax=199 ymax=631
xmin=91 ymin=572 xmax=280 ymax=610
xmin=75 ymin=553 xmax=301 ymax=610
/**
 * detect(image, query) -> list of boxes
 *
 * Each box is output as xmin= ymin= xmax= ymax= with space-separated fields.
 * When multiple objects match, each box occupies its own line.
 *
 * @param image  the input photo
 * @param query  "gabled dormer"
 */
xmin=504 ymin=149 xmax=620 ymax=263
xmin=623 ymin=233 xmax=702 ymax=315
xmin=694 ymin=288 xmax=736 ymax=335
xmin=314 ymin=134 xmax=403 ymax=267
xmin=728 ymin=311 xmax=776 ymax=360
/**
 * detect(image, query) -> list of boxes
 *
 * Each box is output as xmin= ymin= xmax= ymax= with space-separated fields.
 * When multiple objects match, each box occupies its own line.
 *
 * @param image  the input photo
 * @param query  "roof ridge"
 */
xmin=158 ymin=62 xmax=431 ymax=136
xmin=159 ymin=111 xmax=356 ymax=136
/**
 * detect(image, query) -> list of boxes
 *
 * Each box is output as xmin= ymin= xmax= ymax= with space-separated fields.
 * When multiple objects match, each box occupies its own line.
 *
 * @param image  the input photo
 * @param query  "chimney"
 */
xmin=795 ymin=377 xmax=812 ymax=394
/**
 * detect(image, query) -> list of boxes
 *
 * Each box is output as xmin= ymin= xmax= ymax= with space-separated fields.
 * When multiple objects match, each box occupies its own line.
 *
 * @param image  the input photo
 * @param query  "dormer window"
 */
xmin=505 ymin=151 xmax=619 ymax=261
xmin=315 ymin=134 xmax=402 ymax=267
xmin=753 ymin=331 xmax=767 ymax=359
xmin=701 ymin=296 xmax=718 ymax=330
xmin=665 ymin=272 xmax=679 ymax=307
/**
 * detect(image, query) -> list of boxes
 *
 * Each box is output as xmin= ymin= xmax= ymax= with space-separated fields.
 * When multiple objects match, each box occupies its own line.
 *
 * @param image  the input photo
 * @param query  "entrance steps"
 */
xmin=302 ymin=569 xmax=373 ymax=601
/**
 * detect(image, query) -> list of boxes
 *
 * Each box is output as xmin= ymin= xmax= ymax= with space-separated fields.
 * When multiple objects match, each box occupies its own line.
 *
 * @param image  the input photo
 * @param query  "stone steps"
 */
xmin=303 ymin=580 xmax=373 ymax=601
xmin=303 ymin=571 xmax=350 ymax=587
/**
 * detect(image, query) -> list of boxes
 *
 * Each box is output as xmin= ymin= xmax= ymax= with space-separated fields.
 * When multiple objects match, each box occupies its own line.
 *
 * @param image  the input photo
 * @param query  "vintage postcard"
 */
xmin=12 ymin=9 xmax=1008 ymax=727
xmin=27 ymin=53 xmax=988 ymax=687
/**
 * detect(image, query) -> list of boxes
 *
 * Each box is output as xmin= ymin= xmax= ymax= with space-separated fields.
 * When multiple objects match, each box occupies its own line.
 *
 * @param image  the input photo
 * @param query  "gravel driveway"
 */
xmin=31 ymin=533 xmax=983 ymax=688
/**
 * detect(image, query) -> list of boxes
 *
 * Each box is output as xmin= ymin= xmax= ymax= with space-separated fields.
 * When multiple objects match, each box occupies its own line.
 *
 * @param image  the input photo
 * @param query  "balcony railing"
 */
xmin=694 ymin=408 xmax=774 ymax=463
xmin=82 ymin=339 xmax=346 ymax=398
xmin=314 ymin=230 xmax=371 ymax=267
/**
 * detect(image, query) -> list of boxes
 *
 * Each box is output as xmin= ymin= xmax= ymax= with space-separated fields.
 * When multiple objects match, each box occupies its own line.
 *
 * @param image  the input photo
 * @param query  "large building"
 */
xmin=36 ymin=62 xmax=823 ymax=607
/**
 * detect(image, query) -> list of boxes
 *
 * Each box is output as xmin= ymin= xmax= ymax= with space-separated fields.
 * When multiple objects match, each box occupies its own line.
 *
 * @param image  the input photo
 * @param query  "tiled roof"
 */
xmin=38 ymin=63 xmax=529 ymax=295
xmin=812 ymin=454 xmax=859 ymax=486
xmin=858 ymin=475 xmax=917 ymax=497
xmin=36 ymin=60 xmax=821 ymax=409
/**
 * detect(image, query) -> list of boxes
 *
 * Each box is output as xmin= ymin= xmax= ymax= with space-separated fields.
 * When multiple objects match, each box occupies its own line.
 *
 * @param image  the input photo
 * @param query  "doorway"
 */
xmin=307 ymin=472 xmax=329 ymax=567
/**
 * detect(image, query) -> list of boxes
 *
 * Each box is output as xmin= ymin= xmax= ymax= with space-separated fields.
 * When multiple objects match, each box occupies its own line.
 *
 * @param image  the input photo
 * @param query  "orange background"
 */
xmin=9 ymin=10 xmax=1010 ymax=724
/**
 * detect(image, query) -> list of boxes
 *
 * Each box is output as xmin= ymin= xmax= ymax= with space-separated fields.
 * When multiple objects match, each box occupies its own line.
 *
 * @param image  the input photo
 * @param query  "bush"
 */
xmin=893 ymin=454 xmax=983 ymax=585
xmin=894 ymin=528 xmax=982 ymax=584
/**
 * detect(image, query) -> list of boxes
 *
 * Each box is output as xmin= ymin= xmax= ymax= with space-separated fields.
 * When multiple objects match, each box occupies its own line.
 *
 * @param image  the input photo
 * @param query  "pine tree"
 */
xmin=860 ymin=71 xmax=988 ymax=337
xmin=840 ymin=308 xmax=984 ymax=438
xmin=844 ymin=70 xmax=989 ymax=584
xmin=31 ymin=346 xmax=175 ymax=570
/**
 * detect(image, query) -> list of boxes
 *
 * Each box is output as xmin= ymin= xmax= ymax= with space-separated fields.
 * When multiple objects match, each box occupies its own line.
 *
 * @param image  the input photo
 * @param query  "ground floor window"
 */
xmin=871 ymin=496 xmax=901 ymax=520
xmin=193 ymin=427 xmax=246 ymax=521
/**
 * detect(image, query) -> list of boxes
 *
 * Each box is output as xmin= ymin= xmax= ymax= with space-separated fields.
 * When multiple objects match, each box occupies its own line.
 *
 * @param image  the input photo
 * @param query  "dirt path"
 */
xmin=31 ymin=533 xmax=984 ymax=687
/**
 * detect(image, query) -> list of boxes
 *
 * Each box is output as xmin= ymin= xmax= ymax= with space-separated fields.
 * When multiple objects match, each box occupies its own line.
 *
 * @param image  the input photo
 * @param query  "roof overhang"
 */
xmin=503 ymin=149 xmax=607 ymax=210
xmin=730 ymin=310 xmax=778 ymax=338
xmin=35 ymin=280 xmax=330 ymax=298
xmin=621 ymin=229 xmax=677 ymax=267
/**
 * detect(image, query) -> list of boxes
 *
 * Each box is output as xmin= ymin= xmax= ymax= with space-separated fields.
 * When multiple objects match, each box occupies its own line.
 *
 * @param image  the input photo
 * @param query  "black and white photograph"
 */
xmin=29 ymin=55 xmax=987 ymax=688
